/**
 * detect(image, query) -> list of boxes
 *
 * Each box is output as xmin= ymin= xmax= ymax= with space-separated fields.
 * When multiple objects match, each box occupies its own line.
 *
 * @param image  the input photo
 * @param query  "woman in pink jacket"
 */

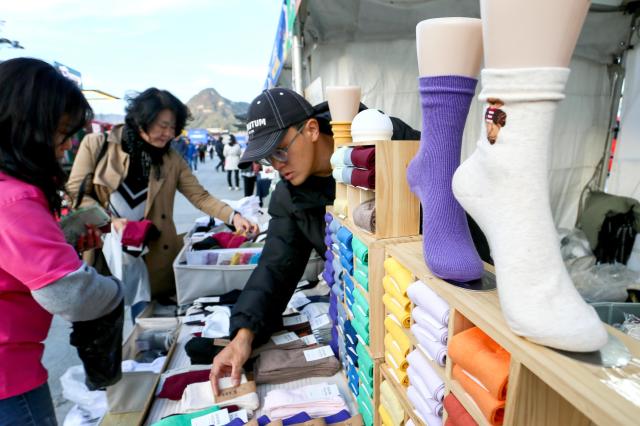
xmin=0 ymin=58 xmax=123 ymax=425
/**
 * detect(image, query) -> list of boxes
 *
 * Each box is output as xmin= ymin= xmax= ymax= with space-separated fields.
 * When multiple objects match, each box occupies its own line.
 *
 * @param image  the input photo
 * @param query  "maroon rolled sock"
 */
xmin=351 ymin=169 xmax=375 ymax=189
xmin=351 ymin=147 xmax=375 ymax=169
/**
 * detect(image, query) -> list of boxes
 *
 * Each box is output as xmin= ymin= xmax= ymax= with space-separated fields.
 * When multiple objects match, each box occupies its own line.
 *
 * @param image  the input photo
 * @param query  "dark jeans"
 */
xmin=0 ymin=383 xmax=57 ymax=426
xmin=243 ymin=175 xmax=257 ymax=197
xmin=216 ymin=155 xmax=225 ymax=172
xmin=227 ymin=170 xmax=239 ymax=188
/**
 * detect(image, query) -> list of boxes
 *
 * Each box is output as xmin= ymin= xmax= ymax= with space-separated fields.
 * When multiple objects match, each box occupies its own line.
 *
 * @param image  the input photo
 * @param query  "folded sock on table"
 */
xmin=383 ymin=276 xmax=411 ymax=311
xmin=453 ymin=364 xmax=504 ymax=425
xmin=157 ymin=367 xmax=212 ymax=400
xmin=411 ymin=324 xmax=447 ymax=367
xmin=151 ymin=405 xmax=221 ymax=426
xmin=448 ymin=327 xmax=510 ymax=400
xmin=383 ymin=294 xmax=411 ymax=328
xmin=185 ymin=337 xmax=226 ymax=365
xmin=412 ymin=306 xmax=448 ymax=345
xmin=351 ymin=147 xmax=375 ymax=169
xmin=407 ymin=280 xmax=450 ymax=326
xmin=263 ymin=384 xmax=348 ymax=420
xmin=351 ymin=169 xmax=375 ymax=190
xmin=406 ymin=349 xmax=445 ymax=402
xmin=443 ymin=393 xmax=477 ymax=426
xmin=178 ymin=376 xmax=259 ymax=414
xmin=383 ymin=258 xmax=413 ymax=296
xmin=254 ymin=346 xmax=340 ymax=384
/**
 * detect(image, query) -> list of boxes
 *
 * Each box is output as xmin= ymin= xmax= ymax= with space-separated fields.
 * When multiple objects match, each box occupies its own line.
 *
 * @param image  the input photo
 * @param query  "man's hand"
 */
xmin=232 ymin=213 xmax=259 ymax=234
xmin=76 ymin=224 xmax=103 ymax=252
xmin=210 ymin=328 xmax=254 ymax=395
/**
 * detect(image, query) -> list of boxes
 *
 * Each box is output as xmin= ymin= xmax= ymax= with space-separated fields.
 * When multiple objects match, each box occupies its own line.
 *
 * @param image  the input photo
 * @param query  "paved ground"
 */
xmin=45 ymin=156 xmax=248 ymax=423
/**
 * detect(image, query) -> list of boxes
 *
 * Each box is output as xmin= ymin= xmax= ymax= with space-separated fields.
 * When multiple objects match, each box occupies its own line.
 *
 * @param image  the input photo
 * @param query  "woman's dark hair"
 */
xmin=124 ymin=88 xmax=191 ymax=137
xmin=0 ymin=57 xmax=93 ymax=213
xmin=228 ymin=134 xmax=237 ymax=146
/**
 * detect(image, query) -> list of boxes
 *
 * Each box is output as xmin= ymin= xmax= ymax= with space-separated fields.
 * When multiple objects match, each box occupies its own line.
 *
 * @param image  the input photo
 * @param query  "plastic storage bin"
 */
xmin=591 ymin=302 xmax=640 ymax=325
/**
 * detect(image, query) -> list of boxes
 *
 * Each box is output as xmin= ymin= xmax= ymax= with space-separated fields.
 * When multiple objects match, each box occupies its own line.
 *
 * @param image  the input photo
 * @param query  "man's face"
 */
xmin=270 ymin=124 xmax=315 ymax=186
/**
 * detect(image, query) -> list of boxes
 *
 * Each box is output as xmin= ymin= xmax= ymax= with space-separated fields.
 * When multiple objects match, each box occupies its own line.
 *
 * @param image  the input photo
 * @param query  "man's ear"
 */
xmin=306 ymin=118 xmax=320 ymax=142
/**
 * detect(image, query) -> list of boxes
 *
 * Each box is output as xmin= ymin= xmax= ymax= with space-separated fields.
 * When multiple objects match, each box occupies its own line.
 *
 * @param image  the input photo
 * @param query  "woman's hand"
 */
xmin=232 ymin=213 xmax=258 ymax=234
xmin=76 ymin=224 xmax=103 ymax=252
xmin=111 ymin=217 xmax=128 ymax=234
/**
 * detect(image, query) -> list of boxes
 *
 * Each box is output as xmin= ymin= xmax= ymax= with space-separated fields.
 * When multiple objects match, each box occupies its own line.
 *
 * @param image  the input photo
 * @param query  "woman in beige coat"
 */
xmin=67 ymin=88 xmax=256 ymax=299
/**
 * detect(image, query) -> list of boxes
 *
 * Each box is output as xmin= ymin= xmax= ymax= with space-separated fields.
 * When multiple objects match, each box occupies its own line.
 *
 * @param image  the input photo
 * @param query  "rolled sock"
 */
xmin=351 ymin=147 xmax=375 ymax=169
xmin=351 ymin=168 xmax=375 ymax=189
xmin=342 ymin=167 xmax=354 ymax=185
xmin=407 ymin=349 xmax=445 ymax=402
xmin=407 ymin=75 xmax=483 ymax=282
xmin=452 ymin=67 xmax=607 ymax=352
xmin=332 ymin=167 xmax=345 ymax=183
xmin=343 ymin=147 xmax=354 ymax=166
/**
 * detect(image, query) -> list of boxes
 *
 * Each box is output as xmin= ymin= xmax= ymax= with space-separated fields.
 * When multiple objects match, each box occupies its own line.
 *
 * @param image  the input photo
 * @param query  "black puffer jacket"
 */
xmin=230 ymin=114 xmax=420 ymax=346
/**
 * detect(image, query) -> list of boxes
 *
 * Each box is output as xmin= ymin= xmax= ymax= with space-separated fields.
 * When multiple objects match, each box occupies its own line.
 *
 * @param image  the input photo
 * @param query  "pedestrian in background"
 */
xmin=223 ymin=134 xmax=241 ymax=190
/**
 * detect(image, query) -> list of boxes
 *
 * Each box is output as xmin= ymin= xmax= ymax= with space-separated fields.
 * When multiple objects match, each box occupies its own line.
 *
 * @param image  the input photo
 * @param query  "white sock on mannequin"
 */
xmin=452 ymin=68 xmax=608 ymax=352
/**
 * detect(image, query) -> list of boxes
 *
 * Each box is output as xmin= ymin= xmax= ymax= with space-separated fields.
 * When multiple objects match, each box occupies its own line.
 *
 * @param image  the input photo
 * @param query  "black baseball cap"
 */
xmin=239 ymin=88 xmax=315 ymax=167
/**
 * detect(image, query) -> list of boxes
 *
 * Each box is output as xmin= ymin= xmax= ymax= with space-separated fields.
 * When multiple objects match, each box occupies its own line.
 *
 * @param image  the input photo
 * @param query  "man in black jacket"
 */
xmin=210 ymin=88 xmax=418 ymax=393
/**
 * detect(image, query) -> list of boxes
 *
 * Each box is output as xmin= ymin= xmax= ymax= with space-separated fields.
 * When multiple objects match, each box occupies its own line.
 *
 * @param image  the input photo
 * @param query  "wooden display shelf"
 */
xmin=332 ymin=139 xmax=420 ymax=239
xmin=447 ymin=380 xmax=492 ymax=426
xmin=380 ymin=363 xmax=427 ymax=426
xmin=386 ymin=240 xmax=640 ymax=426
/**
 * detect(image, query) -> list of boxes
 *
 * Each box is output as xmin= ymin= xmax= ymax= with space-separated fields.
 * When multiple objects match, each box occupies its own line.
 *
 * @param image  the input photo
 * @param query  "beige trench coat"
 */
xmin=67 ymin=125 xmax=234 ymax=297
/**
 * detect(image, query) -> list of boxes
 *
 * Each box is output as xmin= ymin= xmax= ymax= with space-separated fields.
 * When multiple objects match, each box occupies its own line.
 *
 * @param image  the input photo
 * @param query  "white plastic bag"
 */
xmin=60 ymin=365 xmax=107 ymax=425
xmin=568 ymin=258 xmax=638 ymax=302
xmin=559 ymin=228 xmax=593 ymax=261
xmin=102 ymin=229 xmax=150 ymax=306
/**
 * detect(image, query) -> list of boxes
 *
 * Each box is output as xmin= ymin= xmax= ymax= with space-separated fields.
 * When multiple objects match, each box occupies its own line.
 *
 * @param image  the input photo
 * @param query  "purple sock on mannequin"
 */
xmin=407 ymin=75 xmax=483 ymax=282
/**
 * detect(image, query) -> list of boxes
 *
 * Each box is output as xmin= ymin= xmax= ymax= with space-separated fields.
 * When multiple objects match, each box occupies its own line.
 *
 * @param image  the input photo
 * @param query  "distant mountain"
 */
xmin=186 ymin=88 xmax=249 ymax=130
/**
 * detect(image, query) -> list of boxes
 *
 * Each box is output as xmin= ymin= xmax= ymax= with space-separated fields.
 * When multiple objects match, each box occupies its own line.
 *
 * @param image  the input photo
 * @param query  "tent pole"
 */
xmin=292 ymin=18 xmax=304 ymax=95
xmin=598 ymin=14 xmax=638 ymax=190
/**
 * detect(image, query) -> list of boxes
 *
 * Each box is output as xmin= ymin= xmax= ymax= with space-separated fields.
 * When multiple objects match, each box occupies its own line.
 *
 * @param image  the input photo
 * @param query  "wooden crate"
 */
xmin=334 ymin=139 xmax=420 ymax=239
xmin=385 ymin=240 xmax=640 ymax=426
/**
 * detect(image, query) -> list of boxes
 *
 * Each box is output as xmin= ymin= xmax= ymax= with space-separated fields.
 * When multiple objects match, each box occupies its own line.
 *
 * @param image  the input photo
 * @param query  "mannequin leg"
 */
xmin=406 ymin=18 xmax=484 ymax=282
xmin=452 ymin=0 xmax=607 ymax=352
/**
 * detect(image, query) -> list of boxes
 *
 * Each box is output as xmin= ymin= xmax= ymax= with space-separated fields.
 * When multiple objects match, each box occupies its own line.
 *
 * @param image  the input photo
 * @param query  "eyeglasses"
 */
xmin=259 ymin=121 xmax=307 ymax=166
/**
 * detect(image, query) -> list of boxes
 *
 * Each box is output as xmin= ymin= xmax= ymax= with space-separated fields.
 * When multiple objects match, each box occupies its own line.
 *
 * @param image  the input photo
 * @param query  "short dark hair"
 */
xmin=0 ymin=57 xmax=93 ymax=213
xmin=124 ymin=88 xmax=191 ymax=137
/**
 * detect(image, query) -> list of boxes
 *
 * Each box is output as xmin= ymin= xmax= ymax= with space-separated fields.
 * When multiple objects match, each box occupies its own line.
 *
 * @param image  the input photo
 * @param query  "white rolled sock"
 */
xmin=452 ymin=67 xmax=608 ymax=352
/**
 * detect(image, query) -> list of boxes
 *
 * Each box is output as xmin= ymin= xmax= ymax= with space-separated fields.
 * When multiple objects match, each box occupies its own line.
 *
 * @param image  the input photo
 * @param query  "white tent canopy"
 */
xmin=276 ymin=0 xmax=639 ymax=229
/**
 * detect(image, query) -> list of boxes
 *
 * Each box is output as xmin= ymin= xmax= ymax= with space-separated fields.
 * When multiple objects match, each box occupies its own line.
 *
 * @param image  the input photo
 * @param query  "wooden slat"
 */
xmin=387 ymin=240 xmax=640 ymax=426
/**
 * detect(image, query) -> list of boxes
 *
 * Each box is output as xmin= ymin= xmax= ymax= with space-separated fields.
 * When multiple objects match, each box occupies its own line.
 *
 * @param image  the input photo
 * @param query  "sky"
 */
xmin=0 ymin=0 xmax=283 ymax=114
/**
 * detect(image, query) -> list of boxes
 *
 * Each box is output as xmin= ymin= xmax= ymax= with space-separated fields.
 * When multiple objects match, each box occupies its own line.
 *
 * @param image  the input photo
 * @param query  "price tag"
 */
xmin=301 ymin=335 xmax=317 ymax=345
xmin=229 ymin=409 xmax=249 ymax=423
xmin=195 ymin=296 xmax=221 ymax=304
xmin=303 ymin=345 xmax=334 ymax=362
xmin=216 ymin=381 xmax=257 ymax=403
xmin=191 ymin=408 xmax=230 ymax=426
xmin=283 ymin=314 xmax=307 ymax=326
xmin=289 ymin=292 xmax=311 ymax=309
xmin=303 ymin=303 xmax=328 ymax=319
xmin=309 ymin=314 xmax=331 ymax=329
xmin=296 ymin=280 xmax=310 ymax=288
xmin=184 ymin=313 xmax=205 ymax=323
xmin=271 ymin=332 xmax=300 ymax=345
xmin=303 ymin=383 xmax=340 ymax=401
